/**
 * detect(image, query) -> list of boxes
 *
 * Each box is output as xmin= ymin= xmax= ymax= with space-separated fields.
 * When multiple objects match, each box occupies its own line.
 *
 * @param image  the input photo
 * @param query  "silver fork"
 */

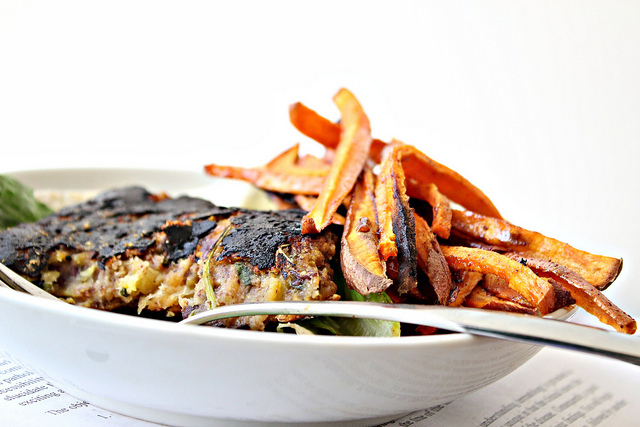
xmin=0 ymin=262 xmax=62 ymax=302
xmin=179 ymin=300 xmax=640 ymax=367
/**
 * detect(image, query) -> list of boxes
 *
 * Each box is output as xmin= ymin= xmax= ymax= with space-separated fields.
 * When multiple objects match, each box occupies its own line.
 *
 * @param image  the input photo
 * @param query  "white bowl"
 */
xmin=0 ymin=168 xmax=575 ymax=426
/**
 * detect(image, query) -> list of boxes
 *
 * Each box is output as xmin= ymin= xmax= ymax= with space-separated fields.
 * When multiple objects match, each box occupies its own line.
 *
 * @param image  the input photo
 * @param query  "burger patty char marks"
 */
xmin=0 ymin=187 xmax=340 ymax=329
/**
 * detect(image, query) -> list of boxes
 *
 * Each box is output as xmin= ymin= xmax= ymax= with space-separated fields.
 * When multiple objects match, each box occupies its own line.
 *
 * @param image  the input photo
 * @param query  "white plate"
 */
xmin=0 ymin=168 xmax=574 ymax=426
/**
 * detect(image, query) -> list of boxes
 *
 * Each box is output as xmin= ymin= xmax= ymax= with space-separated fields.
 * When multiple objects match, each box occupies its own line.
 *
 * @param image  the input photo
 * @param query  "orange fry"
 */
xmin=296 ymin=154 xmax=332 ymax=172
xmin=294 ymin=195 xmax=344 ymax=225
xmin=289 ymin=102 xmax=341 ymax=149
xmin=205 ymin=144 xmax=330 ymax=195
xmin=463 ymin=286 xmax=537 ymax=315
xmin=440 ymin=245 xmax=556 ymax=315
xmin=414 ymin=213 xmax=453 ymax=305
xmin=289 ymin=101 xmax=387 ymax=162
xmin=409 ymin=183 xmax=452 ymax=239
xmin=340 ymin=167 xmax=393 ymax=294
xmin=301 ymin=88 xmax=373 ymax=234
xmin=448 ymin=270 xmax=483 ymax=307
xmin=374 ymin=147 xmax=399 ymax=260
xmin=505 ymin=254 xmax=637 ymax=334
xmin=481 ymin=274 xmax=535 ymax=309
xmin=450 ymin=210 xmax=623 ymax=290
xmin=394 ymin=143 xmax=502 ymax=219
xmin=374 ymin=144 xmax=418 ymax=295
xmin=204 ymin=164 xmax=326 ymax=195
xmin=263 ymin=144 xmax=329 ymax=177
xmin=265 ymin=143 xmax=302 ymax=170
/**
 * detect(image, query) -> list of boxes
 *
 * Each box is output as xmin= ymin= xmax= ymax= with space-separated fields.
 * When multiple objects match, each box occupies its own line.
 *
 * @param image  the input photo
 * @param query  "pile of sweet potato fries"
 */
xmin=205 ymin=88 xmax=636 ymax=334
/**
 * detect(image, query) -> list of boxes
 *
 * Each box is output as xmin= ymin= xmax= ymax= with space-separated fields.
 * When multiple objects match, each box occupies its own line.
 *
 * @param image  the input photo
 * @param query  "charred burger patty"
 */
xmin=0 ymin=187 xmax=339 ymax=330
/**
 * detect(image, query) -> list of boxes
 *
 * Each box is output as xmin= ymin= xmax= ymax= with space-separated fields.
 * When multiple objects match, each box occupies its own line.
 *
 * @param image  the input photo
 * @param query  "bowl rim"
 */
xmin=7 ymin=167 xmax=215 ymax=190
xmin=0 ymin=286 xmax=577 ymax=350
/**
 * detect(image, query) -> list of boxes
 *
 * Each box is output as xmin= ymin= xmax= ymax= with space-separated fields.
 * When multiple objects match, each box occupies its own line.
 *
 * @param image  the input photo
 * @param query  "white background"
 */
xmin=0 ymin=0 xmax=639 ymax=423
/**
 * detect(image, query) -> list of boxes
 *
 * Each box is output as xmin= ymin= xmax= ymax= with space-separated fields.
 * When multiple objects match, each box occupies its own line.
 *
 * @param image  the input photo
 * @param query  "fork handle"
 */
xmin=180 ymin=301 xmax=640 ymax=367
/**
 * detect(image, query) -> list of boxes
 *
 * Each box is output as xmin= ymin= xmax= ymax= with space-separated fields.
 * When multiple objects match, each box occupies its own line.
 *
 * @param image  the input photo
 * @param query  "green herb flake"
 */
xmin=235 ymin=263 xmax=253 ymax=287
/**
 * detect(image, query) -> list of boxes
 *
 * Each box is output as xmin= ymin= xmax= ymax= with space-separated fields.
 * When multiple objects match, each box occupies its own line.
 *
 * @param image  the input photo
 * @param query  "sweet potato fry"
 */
xmin=265 ymin=143 xmax=302 ymax=170
xmin=394 ymin=143 xmax=502 ymax=219
xmin=375 ymin=144 xmax=418 ymax=295
xmin=410 ymin=183 xmax=452 ymax=239
xmin=289 ymin=102 xmax=341 ymax=149
xmin=301 ymin=89 xmax=373 ymax=234
xmin=296 ymin=154 xmax=332 ymax=172
xmin=505 ymin=254 xmax=637 ymax=334
xmin=204 ymin=163 xmax=326 ymax=195
xmin=479 ymin=266 xmax=576 ymax=312
xmin=375 ymin=152 xmax=398 ymax=261
xmin=292 ymin=194 xmax=318 ymax=212
xmin=340 ymin=167 xmax=393 ymax=294
xmin=204 ymin=143 xmax=330 ymax=195
xmin=375 ymin=146 xmax=401 ymax=260
xmin=414 ymin=212 xmax=453 ymax=305
xmin=294 ymin=195 xmax=345 ymax=225
xmin=289 ymin=101 xmax=387 ymax=162
xmin=448 ymin=270 xmax=483 ymax=306
xmin=546 ymin=278 xmax=577 ymax=312
xmin=264 ymin=144 xmax=331 ymax=176
xmin=262 ymin=144 xmax=330 ymax=177
xmin=463 ymin=286 xmax=537 ymax=315
xmin=440 ymin=245 xmax=556 ymax=315
xmin=450 ymin=210 xmax=623 ymax=290
xmin=481 ymin=274 xmax=535 ymax=309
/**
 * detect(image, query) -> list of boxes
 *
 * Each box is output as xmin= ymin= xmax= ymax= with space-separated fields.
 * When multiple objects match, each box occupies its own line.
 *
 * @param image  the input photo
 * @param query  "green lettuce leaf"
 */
xmin=0 ymin=175 xmax=54 ymax=230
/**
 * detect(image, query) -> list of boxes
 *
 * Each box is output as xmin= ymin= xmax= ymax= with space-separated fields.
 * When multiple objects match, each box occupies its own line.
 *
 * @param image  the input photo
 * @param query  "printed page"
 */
xmin=3 ymin=346 xmax=638 ymax=426
xmin=0 ymin=352 xmax=163 ymax=427
xmin=383 ymin=347 xmax=639 ymax=427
